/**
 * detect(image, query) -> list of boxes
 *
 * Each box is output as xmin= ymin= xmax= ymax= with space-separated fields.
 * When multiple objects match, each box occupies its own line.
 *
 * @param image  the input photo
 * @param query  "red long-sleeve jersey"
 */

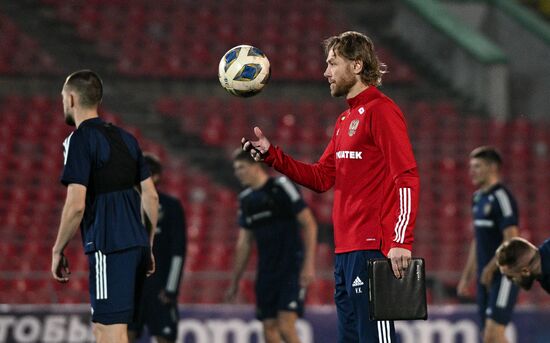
xmin=264 ymin=87 xmax=419 ymax=255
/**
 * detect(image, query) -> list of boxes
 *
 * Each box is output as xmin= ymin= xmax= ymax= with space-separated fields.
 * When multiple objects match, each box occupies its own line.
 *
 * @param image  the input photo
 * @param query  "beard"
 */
xmin=517 ymin=274 xmax=537 ymax=290
xmin=330 ymin=74 xmax=357 ymax=97
xmin=64 ymin=111 xmax=75 ymax=126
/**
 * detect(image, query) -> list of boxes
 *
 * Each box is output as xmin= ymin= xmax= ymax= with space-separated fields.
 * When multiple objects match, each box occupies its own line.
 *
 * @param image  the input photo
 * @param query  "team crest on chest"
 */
xmin=348 ymin=119 xmax=360 ymax=136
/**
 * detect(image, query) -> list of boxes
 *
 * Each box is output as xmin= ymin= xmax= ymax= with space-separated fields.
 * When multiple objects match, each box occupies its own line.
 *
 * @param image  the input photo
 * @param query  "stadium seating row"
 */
xmin=0 ymin=14 xmax=59 ymax=75
xmin=39 ymin=0 xmax=416 ymax=83
xmin=154 ymin=95 xmax=550 ymax=274
xmin=0 ymin=95 xmax=336 ymax=305
xmin=2 ymin=0 xmax=549 ymax=306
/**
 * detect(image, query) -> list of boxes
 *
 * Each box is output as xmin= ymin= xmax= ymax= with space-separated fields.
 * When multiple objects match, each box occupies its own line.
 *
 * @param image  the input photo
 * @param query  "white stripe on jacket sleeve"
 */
xmin=393 ymin=188 xmax=411 ymax=244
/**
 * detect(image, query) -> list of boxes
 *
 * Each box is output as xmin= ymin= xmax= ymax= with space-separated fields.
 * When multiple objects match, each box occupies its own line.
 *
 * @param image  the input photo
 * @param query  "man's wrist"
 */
xmin=390 ymin=243 xmax=412 ymax=251
xmin=263 ymin=145 xmax=277 ymax=166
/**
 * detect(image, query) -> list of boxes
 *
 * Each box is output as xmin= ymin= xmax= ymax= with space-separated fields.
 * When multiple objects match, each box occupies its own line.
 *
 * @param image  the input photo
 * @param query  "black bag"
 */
xmin=367 ymin=258 xmax=428 ymax=320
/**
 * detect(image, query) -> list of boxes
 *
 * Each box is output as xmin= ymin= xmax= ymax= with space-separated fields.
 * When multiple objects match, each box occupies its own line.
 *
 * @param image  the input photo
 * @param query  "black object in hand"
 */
xmin=242 ymin=139 xmax=262 ymax=156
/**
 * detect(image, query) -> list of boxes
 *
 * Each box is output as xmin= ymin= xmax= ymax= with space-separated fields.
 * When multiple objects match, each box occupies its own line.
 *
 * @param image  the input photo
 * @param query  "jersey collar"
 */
xmin=346 ymin=86 xmax=381 ymax=109
xmin=482 ymin=182 xmax=502 ymax=194
xmin=80 ymin=117 xmax=103 ymax=127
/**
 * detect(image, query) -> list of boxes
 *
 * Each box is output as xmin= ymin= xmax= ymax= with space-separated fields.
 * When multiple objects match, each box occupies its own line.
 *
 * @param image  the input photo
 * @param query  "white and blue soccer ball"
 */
xmin=218 ymin=45 xmax=271 ymax=97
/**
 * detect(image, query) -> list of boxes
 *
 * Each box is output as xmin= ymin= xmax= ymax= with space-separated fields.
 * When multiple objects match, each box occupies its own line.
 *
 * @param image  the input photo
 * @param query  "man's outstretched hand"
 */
xmin=241 ymin=127 xmax=271 ymax=161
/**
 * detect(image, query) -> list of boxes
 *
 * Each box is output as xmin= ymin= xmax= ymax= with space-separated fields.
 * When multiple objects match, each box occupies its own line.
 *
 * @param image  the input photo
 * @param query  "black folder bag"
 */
xmin=367 ymin=258 xmax=428 ymax=320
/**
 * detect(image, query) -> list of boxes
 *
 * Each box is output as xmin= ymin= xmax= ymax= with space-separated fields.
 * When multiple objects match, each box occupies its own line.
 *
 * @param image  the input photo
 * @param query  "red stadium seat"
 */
xmin=38 ymin=0 xmax=415 ymax=82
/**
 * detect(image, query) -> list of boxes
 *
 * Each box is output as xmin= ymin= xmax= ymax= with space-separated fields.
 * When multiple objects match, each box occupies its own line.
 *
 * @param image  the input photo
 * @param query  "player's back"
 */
xmin=61 ymin=117 xmax=150 ymax=254
xmin=472 ymin=183 xmax=518 ymax=275
xmin=238 ymin=177 xmax=305 ymax=277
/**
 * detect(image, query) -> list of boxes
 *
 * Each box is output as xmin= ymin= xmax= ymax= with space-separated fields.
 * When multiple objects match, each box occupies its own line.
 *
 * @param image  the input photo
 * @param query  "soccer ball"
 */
xmin=218 ymin=45 xmax=270 ymax=97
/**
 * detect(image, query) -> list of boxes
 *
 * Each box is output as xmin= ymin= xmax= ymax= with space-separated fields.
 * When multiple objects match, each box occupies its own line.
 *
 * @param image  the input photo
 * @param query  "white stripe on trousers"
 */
xmin=95 ymin=252 xmax=100 ymax=299
xmin=103 ymin=252 xmax=107 ymax=299
xmin=377 ymin=321 xmax=391 ymax=343
xmin=95 ymin=251 xmax=108 ymax=300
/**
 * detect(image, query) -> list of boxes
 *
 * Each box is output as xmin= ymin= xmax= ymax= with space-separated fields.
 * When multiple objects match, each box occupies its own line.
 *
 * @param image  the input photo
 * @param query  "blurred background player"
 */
xmin=457 ymin=146 xmax=520 ymax=343
xmin=496 ymin=237 xmax=550 ymax=294
xmin=51 ymin=70 xmax=159 ymax=343
xmin=128 ymin=154 xmax=187 ymax=343
xmin=242 ymin=31 xmax=419 ymax=343
xmin=225 ymin=149 xmax=318 ymax=343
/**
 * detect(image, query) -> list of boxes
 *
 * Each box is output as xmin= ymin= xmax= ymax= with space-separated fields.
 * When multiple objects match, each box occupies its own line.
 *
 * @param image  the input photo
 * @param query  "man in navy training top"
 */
xmin=51 ymin=70 xmax=159 ymax=343
xmin=226 ymin=149 xmax=318 ymax=343
xmin=129 ymin=153 xmax=187 ymax=343
xmin=496 ymin=237 xmax=550 ymax=294
xmin=458 ymin=146 xmax=520 ymax=343
xmin=242 ymin=31 xmax=420 ymax=343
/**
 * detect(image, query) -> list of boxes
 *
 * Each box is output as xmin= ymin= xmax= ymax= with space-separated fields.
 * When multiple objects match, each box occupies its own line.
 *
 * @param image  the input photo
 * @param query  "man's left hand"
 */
xmin=387 ymin=247 xmax=411 ymax=279
xmin=147 ymin=250 xmax=155 ymax=277
xmin=51 ymin=251 xmax=70 ymax=283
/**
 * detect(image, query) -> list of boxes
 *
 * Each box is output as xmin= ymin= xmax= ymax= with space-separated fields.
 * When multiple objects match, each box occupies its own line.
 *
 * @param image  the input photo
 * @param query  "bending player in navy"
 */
xmin=458 ymin=146 xmax=520 ymax=343
xmin=129 ymin=154 xmax=187 ymax=343
xmin=51 ymin=70 xmax=159 ymax=343
xmin=242 ymin=31 xmax=419 ymax=343
xmin=497 ymin=237 xmax=550 ymax=294
xmin=225 ymin=149 xmax=318 ymax=343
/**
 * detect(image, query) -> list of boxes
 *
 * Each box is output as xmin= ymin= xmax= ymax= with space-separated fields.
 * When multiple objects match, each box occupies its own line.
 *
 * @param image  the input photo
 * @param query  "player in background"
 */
xmin=242 ymin=31 xmax=419 ymax=343
xmin=457 ymin=146 xmax=520 ymax=343
xmin=225 ymin=149 xmax=318 ymax=343
xmin=496 ymin=237 xmax=550 ymax=294
xmin=51 ymin=70 xmax=159 ymax=343
xmin=128 ymin=154 xmax=187 ymax=343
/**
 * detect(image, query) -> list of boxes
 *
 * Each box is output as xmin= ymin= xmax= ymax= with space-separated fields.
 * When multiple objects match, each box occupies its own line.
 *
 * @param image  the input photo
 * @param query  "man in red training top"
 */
xmin=242 ymin=31 xmax=419 ymax=343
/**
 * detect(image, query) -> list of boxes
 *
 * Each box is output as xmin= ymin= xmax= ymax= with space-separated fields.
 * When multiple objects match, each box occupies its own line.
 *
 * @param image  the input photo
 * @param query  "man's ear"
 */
xmin=353 ymin=60 xmax=363 ymax=75
xmin=70 ymin=93 xmax=75 ymax=108
xmin=520 ymin=267 xmax=531 ymax=276
xmin=490 ymin=164 xmax=496 ymax=172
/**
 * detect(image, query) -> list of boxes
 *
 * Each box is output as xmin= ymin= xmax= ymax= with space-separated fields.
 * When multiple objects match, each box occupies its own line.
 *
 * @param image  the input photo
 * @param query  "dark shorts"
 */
xmin=255 ymin=272 xmax=305 ymax=321
xmin=88 ymin=247 xmax=149 ymax=324
xmin=128 ymin=289 xmax=179 ymax=340
xmin=334 ymin=250 xmax=396 ymax=343
xmin=477 ymin=273 xmax=519 ymax=327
